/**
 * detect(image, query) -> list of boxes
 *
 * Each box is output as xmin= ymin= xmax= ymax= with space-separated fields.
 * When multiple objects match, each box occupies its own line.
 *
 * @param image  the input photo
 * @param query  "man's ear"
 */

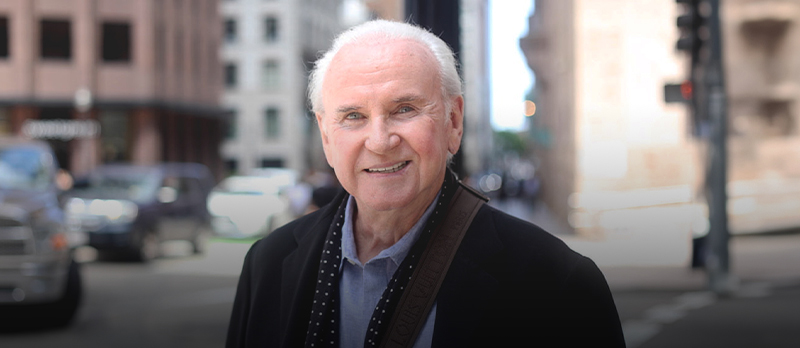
xmin=316 ymin=112 xmax=328 ymax=145
xmin=316 ymin=112 xmax=333 ymax=166
xmin=447 ymin=96 xmax=464 ymax=154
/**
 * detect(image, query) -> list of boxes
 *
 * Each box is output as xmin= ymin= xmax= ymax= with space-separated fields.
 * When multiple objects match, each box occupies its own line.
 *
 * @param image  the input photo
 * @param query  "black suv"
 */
xmin=65 ymin=163 xmax=215 ymax=261
xmin=0 ymin=138 xmax=82 ymax=329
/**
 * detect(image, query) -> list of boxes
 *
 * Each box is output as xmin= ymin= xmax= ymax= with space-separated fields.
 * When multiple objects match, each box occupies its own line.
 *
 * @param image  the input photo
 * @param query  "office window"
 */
xmin=224 ymin=159 xmax=238 ymax=175
xmin=260 ymin=158 xmax=283 ymax=168
xmin=226 ymin=111 xmax=237 ymax=139
xmin=0 ymin=17 xmax=8 ymax=58
xmin=264 ymin=16 xmax=278 ymax=43
xmin=99 ymin=110 xmax=129 ymax=162
xmin=224 ymin=63 xmax=237 ymax=88
xmin=224 ymin=18 xmax=237 ymax=43
xmin=0 ymin=108 xmax=9 ymax=135
xmin=101 ymin=22 xmax=131 ymax=62
xmin=40 ymin=19 xmax=71 ymax=59
xmin=262 ymin=60 xmax=280 ymax=90
xmin=264 ymin=107 xmax=280 ymax=139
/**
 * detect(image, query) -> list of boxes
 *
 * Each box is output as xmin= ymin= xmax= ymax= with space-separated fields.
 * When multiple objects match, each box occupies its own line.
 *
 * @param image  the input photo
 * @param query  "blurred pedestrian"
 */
xmin=227 ymin=20 xmax=624 ymax=348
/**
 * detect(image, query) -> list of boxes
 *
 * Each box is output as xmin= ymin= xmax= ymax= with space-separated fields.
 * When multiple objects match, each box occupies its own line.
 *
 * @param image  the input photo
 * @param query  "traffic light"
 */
xmin=668 ymin=0 xmax=709 ymax=137
xmin=676 ymin=0 xmax=703 ymax=57
xmin=664 ymin=80 xmax=693 ymax=104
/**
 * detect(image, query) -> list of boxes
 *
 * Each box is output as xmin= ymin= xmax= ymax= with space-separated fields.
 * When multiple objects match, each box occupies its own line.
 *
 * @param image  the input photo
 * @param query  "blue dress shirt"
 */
xmin=339 ymin=194 xmax=438 ymax=348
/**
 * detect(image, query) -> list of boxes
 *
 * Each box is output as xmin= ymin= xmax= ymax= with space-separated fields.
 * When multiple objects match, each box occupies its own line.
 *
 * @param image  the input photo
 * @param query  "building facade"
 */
xmin=460 ymin=0 xmax=493 ymax=178
xmin=0 ymin=0 xmax=225 ymax=179
xmin=723 ymin=0 xmax=800 ymax=234
xmin=520 ymin=0 xmax=800 ymax=264
xmin=520 ymin=0 xmax=703 ymax=264
xmin=219 ymin=0 xmax=342 ymax=176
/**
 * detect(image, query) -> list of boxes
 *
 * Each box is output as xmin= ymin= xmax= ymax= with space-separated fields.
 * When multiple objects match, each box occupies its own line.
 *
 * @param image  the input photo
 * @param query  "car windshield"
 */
xmin=73 ymin=167 xmax=161 ymax=203
xmin=0 ymin=146 xmax=52 ymax=191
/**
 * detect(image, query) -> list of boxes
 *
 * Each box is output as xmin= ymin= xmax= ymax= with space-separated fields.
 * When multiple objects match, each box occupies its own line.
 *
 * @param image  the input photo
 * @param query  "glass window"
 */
xmin=0 ymin=108 xmax=9 ymax=135
xmin=224 ymin=62 xmax=237 ymax=88
xmin=262 ymin=59 xmax=280 ymax=90
xmin=264 ymin=107 xmax=280 ymax=139
xmin=99 ymin=110 xmax=129 ymax=162
xmin=40 ymin=19 xmax=72 ymax=59
xmin=224 ymin=159 xmax=238 ymax=176
xmin=264 ymin=16 xmax=278 ymax=43
xmin=260 ymin=158 xmax=283 ymax=168
xmin=226 ymin=110 xmax=237 ymax=139
xmin=224 ymin=18 xmax=237 ymax=43
xmin=0 ymin=17 xmax=8 ymax=58
xmin=101 ymin=22 xmax=131 ymax=62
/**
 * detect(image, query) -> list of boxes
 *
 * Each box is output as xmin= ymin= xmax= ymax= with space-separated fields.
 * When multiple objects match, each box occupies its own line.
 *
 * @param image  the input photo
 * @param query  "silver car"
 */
xmin=0 ymin=138 xmax=82 ymax=330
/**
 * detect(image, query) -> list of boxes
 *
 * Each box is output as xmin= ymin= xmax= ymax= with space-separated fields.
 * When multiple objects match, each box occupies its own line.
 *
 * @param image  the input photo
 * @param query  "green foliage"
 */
xmin=494 ymin=130 xmax=528 ymax=155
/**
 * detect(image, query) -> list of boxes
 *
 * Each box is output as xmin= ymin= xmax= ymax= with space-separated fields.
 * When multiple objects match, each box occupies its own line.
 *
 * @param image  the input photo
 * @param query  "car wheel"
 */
xmin=136 ymin=232 xmax=160 ymax=262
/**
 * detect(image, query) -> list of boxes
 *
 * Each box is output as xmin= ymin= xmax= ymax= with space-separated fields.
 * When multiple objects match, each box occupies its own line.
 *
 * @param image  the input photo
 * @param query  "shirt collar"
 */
xmin=341 ymin=192 xmax=440 ymax=268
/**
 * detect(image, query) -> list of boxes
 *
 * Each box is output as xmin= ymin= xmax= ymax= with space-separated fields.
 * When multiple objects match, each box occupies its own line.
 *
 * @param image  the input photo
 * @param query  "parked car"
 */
xmin=64 ymin=163 xmax=215 ymax=261
xmin=207 ymin=169 xmax=300 ymax=239
xmin=0 ymin=137 xmax=82 ymax=329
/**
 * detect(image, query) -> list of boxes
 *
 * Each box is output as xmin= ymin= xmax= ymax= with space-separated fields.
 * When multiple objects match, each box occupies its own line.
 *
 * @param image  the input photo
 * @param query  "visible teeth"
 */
xmin=367 ymin=161 xmax=407 ymax=173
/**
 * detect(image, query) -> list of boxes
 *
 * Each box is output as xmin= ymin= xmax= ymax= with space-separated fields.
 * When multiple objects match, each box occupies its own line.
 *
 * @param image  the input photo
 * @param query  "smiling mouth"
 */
xmin=366 ymin=161 xmax=409 ymax=174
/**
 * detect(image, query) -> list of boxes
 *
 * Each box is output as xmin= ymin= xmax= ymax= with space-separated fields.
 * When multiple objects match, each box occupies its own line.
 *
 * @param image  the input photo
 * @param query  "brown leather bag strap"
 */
xmin=380 ymin=182 xmax=488 ymax=348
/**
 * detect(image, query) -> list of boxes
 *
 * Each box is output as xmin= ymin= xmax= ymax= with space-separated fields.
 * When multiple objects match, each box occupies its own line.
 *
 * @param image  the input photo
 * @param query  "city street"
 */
xmin=2 ymin=198 xmax=800 ymax=347
xmin=0 ymin=241 xmax=251 ymax=348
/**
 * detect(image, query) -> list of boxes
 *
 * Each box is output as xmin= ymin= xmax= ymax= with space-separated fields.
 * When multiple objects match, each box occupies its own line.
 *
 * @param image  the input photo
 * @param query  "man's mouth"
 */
xmin=365 ymin=161 xmax=409 ymax=174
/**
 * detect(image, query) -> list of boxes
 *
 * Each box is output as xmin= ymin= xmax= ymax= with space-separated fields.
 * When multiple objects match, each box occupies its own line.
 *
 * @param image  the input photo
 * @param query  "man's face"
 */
xmin=316 ymin=39 xmax=463 ymax=214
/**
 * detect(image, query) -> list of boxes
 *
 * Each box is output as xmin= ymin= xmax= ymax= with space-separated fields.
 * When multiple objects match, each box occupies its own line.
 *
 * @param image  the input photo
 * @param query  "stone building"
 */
xmin=219 ymin=0 xmax=343 ymax=176
xmin=0 ymin=0 xmax=226 ymax=179
xmin=723 ymin=0 xmax=800 ymax=234
xmin=520 ymin=0 xmax=800 ymax=265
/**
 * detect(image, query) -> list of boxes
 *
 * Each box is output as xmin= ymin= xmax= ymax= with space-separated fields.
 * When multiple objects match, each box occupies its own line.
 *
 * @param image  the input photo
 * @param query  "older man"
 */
xmin=227 ymin=20 xmax=625 ymax=348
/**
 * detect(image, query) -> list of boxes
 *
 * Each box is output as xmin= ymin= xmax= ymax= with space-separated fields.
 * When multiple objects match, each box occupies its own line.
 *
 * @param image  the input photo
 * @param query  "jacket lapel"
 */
xmin=279 ymin=189 xmax=347 ymax=347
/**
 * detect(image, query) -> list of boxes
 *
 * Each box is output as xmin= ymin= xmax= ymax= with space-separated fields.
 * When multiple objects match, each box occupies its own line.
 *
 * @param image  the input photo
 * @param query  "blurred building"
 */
xmin=460 ymin=0 xmax=493 ymax=178
xmin=724 ymin=0 xmax=800 ymax=234
xmin=521 ymin=0 xmax=800 ymax=251
xmin=520 ymin=0 xmax=703 ymax=264
xmin=0 ymin=0 xmax=226 ymax=179
xmin=219 ymin=0 xmax=343 ymax=176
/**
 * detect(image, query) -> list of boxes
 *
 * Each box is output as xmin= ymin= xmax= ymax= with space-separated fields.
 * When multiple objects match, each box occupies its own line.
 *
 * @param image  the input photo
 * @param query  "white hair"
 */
xmin=308 ymin=19 xmax=463 ymax=115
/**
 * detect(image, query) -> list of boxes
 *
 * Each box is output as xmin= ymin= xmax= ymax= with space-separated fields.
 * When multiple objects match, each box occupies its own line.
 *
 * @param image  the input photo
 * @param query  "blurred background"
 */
xmin=1 ymin=0 xmax=799 ymax=347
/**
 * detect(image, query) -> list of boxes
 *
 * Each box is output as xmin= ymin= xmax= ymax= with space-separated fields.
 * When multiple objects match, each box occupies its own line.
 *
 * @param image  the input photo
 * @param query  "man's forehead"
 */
xmin=329 ymin=38 xmax=435 ymax=73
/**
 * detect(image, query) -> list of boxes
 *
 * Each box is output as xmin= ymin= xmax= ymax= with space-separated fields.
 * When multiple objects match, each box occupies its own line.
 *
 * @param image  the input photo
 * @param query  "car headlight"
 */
xmin=69 ymin=198 xmax=138 ymax=224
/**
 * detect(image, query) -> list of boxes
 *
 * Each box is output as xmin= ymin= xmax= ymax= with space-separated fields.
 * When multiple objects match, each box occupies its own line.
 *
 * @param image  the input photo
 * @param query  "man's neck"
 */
xmin=352 ymin=191 xmax=438 ymax=263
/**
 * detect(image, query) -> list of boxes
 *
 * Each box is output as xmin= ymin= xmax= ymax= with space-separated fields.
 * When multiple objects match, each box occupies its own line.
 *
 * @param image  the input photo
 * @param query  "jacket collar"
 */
xmin=279 ymin=188 xmax=348 ymax=347
xmin=277 ymin=187 xmax=505 ymax=348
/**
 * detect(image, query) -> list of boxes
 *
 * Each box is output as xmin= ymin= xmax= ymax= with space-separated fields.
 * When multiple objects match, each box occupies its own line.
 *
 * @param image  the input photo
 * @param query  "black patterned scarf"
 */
xmin=304 ymin=170 xmax=459 ymax=348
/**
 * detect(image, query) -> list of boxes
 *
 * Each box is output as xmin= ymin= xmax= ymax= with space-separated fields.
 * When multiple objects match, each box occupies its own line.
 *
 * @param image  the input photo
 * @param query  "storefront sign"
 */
xmin=22 ymin=119 xmax=101 ymax=140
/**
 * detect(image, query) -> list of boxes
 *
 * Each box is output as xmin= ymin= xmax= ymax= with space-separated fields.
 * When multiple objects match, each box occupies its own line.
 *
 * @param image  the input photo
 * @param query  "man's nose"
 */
xmin=364 ymin=118 xmax=400 ymax=154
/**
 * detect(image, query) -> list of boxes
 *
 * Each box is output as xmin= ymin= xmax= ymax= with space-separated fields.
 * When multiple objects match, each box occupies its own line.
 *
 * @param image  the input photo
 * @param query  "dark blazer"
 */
xmin=227 ymin=189 xmax=626 ymax=347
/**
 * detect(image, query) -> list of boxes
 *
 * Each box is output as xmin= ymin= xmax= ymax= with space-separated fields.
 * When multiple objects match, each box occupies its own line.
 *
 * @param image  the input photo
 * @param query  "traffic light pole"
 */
xmin=704 ymin=0 xmax=735 ymax=296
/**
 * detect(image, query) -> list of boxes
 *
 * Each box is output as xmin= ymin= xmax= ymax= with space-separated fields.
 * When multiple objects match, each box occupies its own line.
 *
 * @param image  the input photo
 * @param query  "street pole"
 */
xmin=704 ymin=0 xmax=735 ymax=295
xmin=405 ymin=0 xmax=465 ymax=178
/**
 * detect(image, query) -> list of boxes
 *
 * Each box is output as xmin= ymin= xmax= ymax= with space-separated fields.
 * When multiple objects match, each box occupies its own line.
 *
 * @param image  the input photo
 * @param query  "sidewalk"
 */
xmin=489 ymin=198 xmax=800 ymax=347
xmin=603 ymin=233 xmax=800 ymax=348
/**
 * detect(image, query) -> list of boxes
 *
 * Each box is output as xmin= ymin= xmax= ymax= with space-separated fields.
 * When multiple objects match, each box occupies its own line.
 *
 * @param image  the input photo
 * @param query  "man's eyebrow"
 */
xmin=393 ymin=95 xmax=423 ymax=104
xmin=335 ymin=105 xmax=361 ymax=114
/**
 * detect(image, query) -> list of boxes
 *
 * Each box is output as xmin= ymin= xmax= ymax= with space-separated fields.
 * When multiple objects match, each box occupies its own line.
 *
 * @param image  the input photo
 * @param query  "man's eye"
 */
xmin=398 ymin=106 xmax=414 ymax=113
xmin=345 ymin=113 xmax=362 ymax=120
